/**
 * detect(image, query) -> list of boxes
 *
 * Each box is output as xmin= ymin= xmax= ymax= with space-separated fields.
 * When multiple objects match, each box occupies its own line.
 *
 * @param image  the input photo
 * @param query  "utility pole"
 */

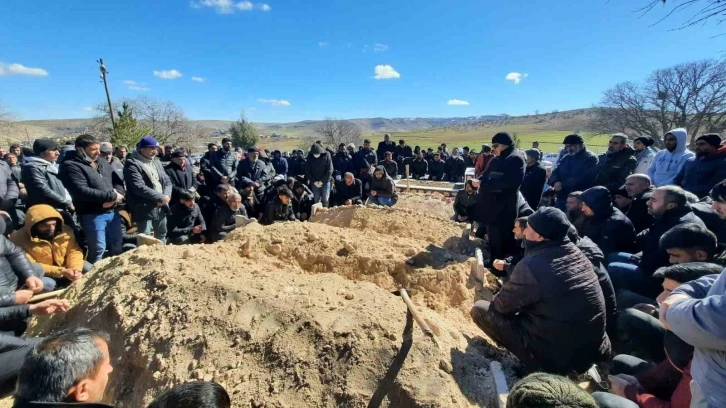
xmin=98 ymin=58 xmax=116 ymax=131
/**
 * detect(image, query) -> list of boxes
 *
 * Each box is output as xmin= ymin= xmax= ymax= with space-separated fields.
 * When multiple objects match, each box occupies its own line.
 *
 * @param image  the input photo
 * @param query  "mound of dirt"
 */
xmin=395 ymin=194 xmax=455 ymax=220
xmin=27 ymin=206 xmax=516 ymax=407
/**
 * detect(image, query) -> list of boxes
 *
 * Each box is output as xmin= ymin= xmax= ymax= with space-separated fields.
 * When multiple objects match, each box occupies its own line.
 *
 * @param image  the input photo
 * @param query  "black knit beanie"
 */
xmin=507 ymin=373 xmax=599 ymax=408
xmin=634 ymin=136 xmax=655 ymax=147
xmin=492 ymin=132 xmax=514 ymax=146
xmin=696 ymin=133 xmax=722 ymax=148
xmin=527 ymin=207 xmax=571 ymax=241
xmin=563 ymin=134 xmax=584 ymax=145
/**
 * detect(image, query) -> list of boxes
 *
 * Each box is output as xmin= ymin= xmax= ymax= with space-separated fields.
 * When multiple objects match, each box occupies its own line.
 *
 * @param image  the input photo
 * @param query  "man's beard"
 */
xmin=35 ymin=231 xmax=55 ymax=241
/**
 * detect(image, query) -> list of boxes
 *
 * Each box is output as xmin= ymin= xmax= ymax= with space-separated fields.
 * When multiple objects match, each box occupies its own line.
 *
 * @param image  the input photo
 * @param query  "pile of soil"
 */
xmin=395 ymin=194 xmax=455 ymax=220
xmin=27 ymin=205 xmax=517 ymax=407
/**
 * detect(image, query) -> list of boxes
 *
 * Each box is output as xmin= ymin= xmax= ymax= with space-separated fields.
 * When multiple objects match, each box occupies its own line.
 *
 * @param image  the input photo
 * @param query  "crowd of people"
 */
xmin=466 ymin=129 xmax=726 ymax=408
xmin=0 ymin=127 xmax=722 ymax=406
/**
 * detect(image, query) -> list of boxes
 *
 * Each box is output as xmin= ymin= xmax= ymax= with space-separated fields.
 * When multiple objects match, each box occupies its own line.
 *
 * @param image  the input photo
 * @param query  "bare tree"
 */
xmin=591 ymin=59 xmax=726 ymax=145
xmin=310 ymin=118 xmax=362 ymax=148
xmin=638 ymin=0 xmax=726 ymax=30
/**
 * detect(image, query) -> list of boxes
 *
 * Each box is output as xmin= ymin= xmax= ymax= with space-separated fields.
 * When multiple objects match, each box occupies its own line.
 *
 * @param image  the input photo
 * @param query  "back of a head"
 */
xmin=16 ymin=327 xmax=110 ymax=403
xmin=658 ymin=185 xmax=688 ymax=209
xmin=653 ymin=262 xmax=724 ymax=284
xmin=660 ymin=223 xmax=717 ymax=257
xmin=507 ymin=373 xmax=599 ymax=408
xmin=147 ymin=382 xmax=230 ymax=408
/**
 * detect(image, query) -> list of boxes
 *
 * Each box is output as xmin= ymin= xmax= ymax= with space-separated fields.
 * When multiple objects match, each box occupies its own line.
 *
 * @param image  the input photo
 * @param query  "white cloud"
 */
xmin=82 ymin=106 xmax=94 ymax=112
xmin=447 ymin=99 xmax=470 ymax=106
xmin=258 ymin=98 xmax=291 ymax=107
xmin=0 ymin=62 xmax=49 ymax=77
xmin=505 ymin=72 xmax=528 ymax=84
xmin=318 ymin=41 xmax=329 ymax=47
xmin=123 ymin=80 xmax=149 ymax=91
xmin=192 ymin=0 xmax=270 ymax=13
xmin=191 ymin=76 xmax=206 ymax=83
xmin=153 ymin=69 xmax=183 ymax=79
xmin=373 ymin=65 xmax=400 ymax=80
xmin=373 ymin=43 xmax=389 ymax=52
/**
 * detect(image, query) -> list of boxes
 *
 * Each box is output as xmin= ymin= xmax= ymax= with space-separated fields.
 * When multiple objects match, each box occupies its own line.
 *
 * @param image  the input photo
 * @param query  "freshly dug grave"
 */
xmin=394 ymin=194 xmax=455 ymax=220
xmin=26 ymin=207 xmax=516 ymax=407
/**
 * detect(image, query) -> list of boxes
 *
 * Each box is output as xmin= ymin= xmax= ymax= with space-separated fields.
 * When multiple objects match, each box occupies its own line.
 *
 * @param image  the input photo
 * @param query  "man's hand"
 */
xmin=25 ymin=277 xmax=43 ymax=293
xmin=193 ymin=225 xmax=203 ymax=235
xmin=61 ymin=269 xmax=82 ymax=281
xmin=102 ymin=201 xmax=116 ymax=209
xmin=14 ymin=290 xmax=33 ymax=305
xmin=314 ymin=181 xmax=323 ymax=188
xmin=633 ymin=303 xmax=658 ymax=317
xmin=344 ymin=199 xmax=352 ymax=206
xmin=29 ymin=299 xmax=70 ymax=316
xmin=221 ymin=176 xmax=230 ymax=184
xmin=553 ymin=182 xmax=562 ymax=192
xmin=659 ymin=293 xmax=691 ymax=330
xmin=18 ymin=182 xmax=24 ymax=189
xmin=371 ymin=191 xmax=377 ymax=196
xmin=199 ymin=235 xmax=207 ymax=243
xmin=492 ymin=260 xmax=506 ymax=271
xmin=162 ymin=195 xmax=171 ymax=205
xmin=0 ymin=210 xmax=9 ymax=219
xmin=115 ymin=191 xmax=124 ymax=203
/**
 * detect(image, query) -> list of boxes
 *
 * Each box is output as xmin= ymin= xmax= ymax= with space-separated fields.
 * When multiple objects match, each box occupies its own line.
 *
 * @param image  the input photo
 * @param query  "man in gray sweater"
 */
xmin=661 ymin=268 xmax=726 ymax=408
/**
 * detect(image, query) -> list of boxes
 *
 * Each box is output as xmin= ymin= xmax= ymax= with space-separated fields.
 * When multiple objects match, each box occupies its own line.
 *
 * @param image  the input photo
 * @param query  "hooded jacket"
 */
xmin=492 ymin=239 xmax=611 ymax=374
xmin=9 ymin=205 xmax=83 ymax=278
xmin=331 ymin=152 xmax=351 ymax=176
xmin=548 ymin=147 xmax=599 ymax=200
xmin=520 ymin=162 xmax=547 ymax=210
xmin=0 ymin=161 xmax=19 ymax=212
xmin=634 ymin=147 xmax=656 ymax=175
xmin=595 ymin=146 xmax=637 ymax=192
xmin=60 ymin=151 xmax=124 ymax=216
xmin=370 ymin=166 xmax=397 ymax=200
xmin=648 ymin=129 xmax=694 ymax=187
xmin=291 ymin=181 xmax=314 ymax=219
xmin=476 ymin=146 xmax=526 ymax=225
xmin=123 ymin=151 xmax=173 ymax=222
xmin=674 ymin=145 xmax=726 ymax=198
xmin=22 ymin=157 xmax=72 ymax=211
xmin=305 ymin=145 xmax=334 ymax=184
xmin=580 ymin=186 xmax=636 ymax=257
xmin=271 ymin=155 xmax=288 ymax=176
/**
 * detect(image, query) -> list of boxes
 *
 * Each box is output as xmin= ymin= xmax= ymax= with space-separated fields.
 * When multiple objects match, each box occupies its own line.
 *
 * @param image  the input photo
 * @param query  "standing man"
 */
xmin=474 ymin=144 xmax=493 ymax=178
xmin=0 ymin=154 xmax=19 ymax=234
xmin=332 ymin=144 xmax=352 ymax=177
xmin=520 ymin=149 xmax=547 ymax=210
xmin=595 ymin=134 xmax=637 ymax=193
xmin=648 ymin=128 xmax=693 ymax=187
xmin=377 ymin=134 xmax=396 ymax=162
xmin=476 ymin=132 xmax=526 ymax=262
xmin=548 ymin=134 xmax=598 ymax=212
xmin=61 ymin=134 xmax=124 ymax=263
xmin=124 ymin=136 xmax=172 ymax=243
xmin=211 ymin=138 xmax=239 ymax=188
xmin=100 ymin=143 xmax=124 ymax=179
xmin=674 ymin=133 xmax=726 ymax=198
xmin=22 ymin=140 xmax=73 ymax=214
xmin=165 ymin=149 xmax=198 ymax=204
xmin=354 ymin=139 xmax=377 ymax=169
xmin=394 ymin=139 xmax=413 ymax=176
xmin=199 ymin=143 xmax=217 ymax=187
xmin=305 ymin=144 xmax=334 ymax=208
xmin=236 ymin=147 xmax=273 ymax=202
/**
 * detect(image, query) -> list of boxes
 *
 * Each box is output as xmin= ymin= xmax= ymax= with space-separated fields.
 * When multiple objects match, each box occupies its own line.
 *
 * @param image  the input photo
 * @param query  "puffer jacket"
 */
xmin=674 ymin=146 xmax=726 ymax=198
xmin=595 ymin=146 xmax=637 ymax=192
xmin=634 ymin=147 xmax=656 ymax=175
xmin=548 ymin=147 xmax=598 ymax=200
xmin=476 ymin=146 xmax=526 ymax=225
xmin=9 ymin=205 xmax=83 ymax=278
xmin=453 ymin=189 xmax=477 ymax=218
xmin=492 ymin=239 xmax=611 ymax=374
xmin=0 ymin=236 xmax=36 ymax=307
xmin=370 ymin=166 xmax=397 ymax=201
xmin=580 ymin=186 xmax=636 ymax=257
xmin=123 ymin=151 xmax=173 ymax=222
xmin=636 ymin=206 xmax=705 ymax=276
xmin=0 ymin=161 xmax=19 ymax=212
xmin=21 ymin=157 xmax=71 ymax=210
xmin=648 ymin=128 xmax=694 ymax=187
xmin=210 ymin=149 xmax=239 ymax=184
xmin=573 ymin=234 xmax=618 ymax=339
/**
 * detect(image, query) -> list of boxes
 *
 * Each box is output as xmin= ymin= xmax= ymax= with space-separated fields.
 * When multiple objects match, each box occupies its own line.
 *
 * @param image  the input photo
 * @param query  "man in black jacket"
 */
xmin=22 ymin=140 xmax=73 ymax=215
xmin=0 ymin=156 xmax=20 ymax=234
xmin=61 ymin=134 xmax=125 ymax=263
xmin=287 ymin=150 xmax=306 ymax=180
xmin=210 ymin=138 xmax=238 ymax=188
xmin=607 ymin=185 xmax=705 ymax=301
xmin=470 ymin=207 xmax=611 ymax=374
xmin=428 ymin=153 xmax=445 ymax=181
xmin=201 ymin=184 xmax=230 ymax=227
xmin=236 ymin=147 xmax=273 ymax=202
xmin=209 ymin=193 xmax=247 ymax=242
xmin=353 ymin=139 xmax=377 ymax=170
xmin=548 ymin=134 xmax=599 ymax=212
xmin=334 ymin=173 xmax=363 ymax=206
xmin=394 ymin=139 xmax=413 ymax=176
xmin=290 ymin=180 xmax=314 ymax=221
xmin=238 ymin=178 xmax=263 ymax=220
xmin=520 ymin=149 xmax=546 ymax=210
xmin=13 ymin=327 xmax=114 ymax=407
xmin=624 ymin=174 xmax=655 ymax=233
xmin=123 ymin=136 xmax=173 ymax=243
xmin=380 ymin=152 xmax=398 ymax=181
xmin=331 ymin=144 xmax=352 ymax=178
xmin=168 ymin=191 xmax=206 ymax=245
xmin=595 ymin=134 xmax=637 ymax=193
xmin=377 ymin=134 xmax=396 ymax=162
xmin=444 ymin=148 xmax=466 ymax=182
xmin=164 ymin=149 xmax=198 ymax=203
xmin=580 ymin=186 xmax=636 ymax=258
xmin=453 ymin=180 xmax=477 ymax=222
xmin=0 ymin=233 xmax=45 ymax=309
xmin=409 ymin=151 xmax=428 ymax=179
xmin=264 ymin=187 xmax=297 ymax=225
xmin=305 ymin=144 xmax=334 ymax=208
xmin=476 ymin=133 xmax=526 ymax=262
xmin=199 ymin=143 xmax=217 ymax=189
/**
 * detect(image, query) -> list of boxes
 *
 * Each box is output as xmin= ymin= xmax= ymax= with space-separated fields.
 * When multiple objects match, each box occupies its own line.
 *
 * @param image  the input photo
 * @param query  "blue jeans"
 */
xmin=79 ymin=211 xmax=123 ymax=264
xmin=607 ymin=252 xmax=661 ymax=299
xmin=369 ymin=196 xmax=394 ymax=207
xmin=311 ymin=181 xmax=331 ymax=208
xmin=137 ymin=215 xmax=168 ymax=244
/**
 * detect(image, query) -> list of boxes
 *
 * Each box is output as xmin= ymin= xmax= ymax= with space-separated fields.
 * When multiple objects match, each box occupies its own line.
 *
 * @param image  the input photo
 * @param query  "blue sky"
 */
xmin=0 ymin=0 xmax=723 ymax=122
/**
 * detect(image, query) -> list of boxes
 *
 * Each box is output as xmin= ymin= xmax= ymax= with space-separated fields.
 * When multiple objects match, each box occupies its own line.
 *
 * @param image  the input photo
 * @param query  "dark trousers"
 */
xmin=615 ymin=308 xmax=666 ymax=362
xmin=169 ymin=234 xmax=205 ymax=245
xmin=0 ymin=336 xmax=42 ymax=397
xmin=616 ymin=288 xmax=657 ymax=311
xmin=470 ymin=300 xmax=538 ymax=372
xmin=606 ymin=253 xmax=662 ymax=300
xmin=485 ymin=223 xmax=518 ymax=263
